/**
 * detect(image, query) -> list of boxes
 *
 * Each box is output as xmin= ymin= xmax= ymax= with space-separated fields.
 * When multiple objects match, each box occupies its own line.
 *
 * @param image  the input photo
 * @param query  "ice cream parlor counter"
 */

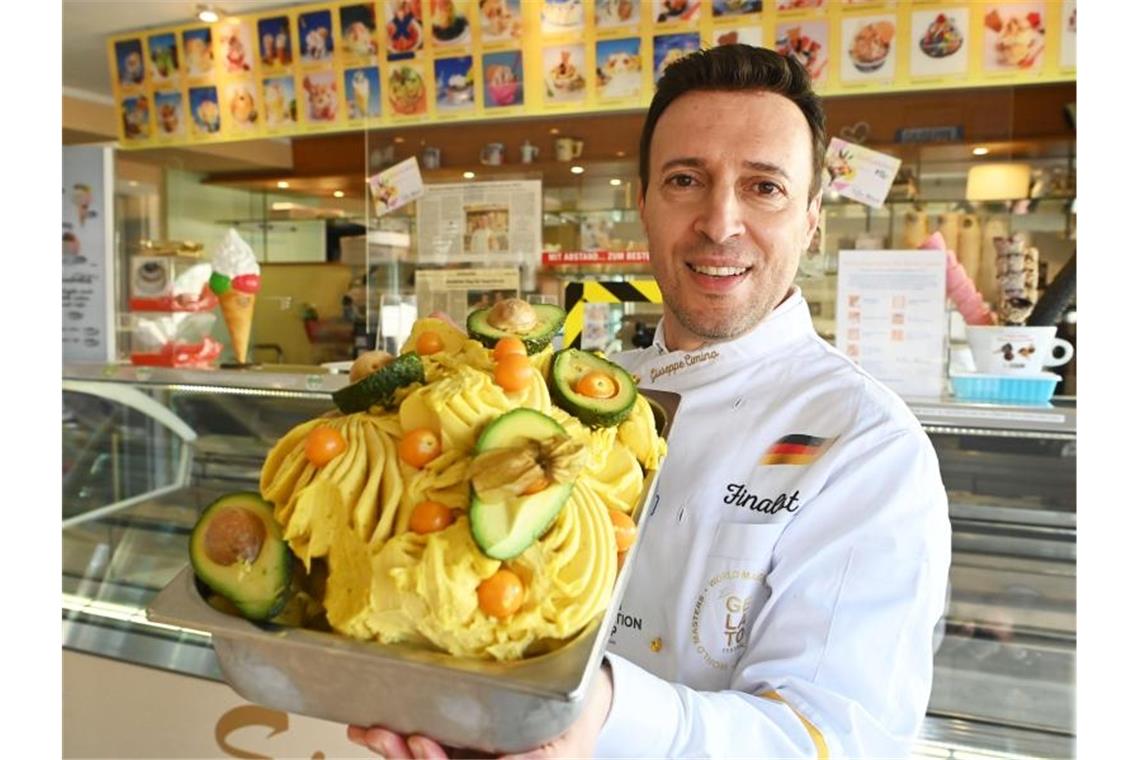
xmin=62 ymin=362 xmax=1074 ymax=759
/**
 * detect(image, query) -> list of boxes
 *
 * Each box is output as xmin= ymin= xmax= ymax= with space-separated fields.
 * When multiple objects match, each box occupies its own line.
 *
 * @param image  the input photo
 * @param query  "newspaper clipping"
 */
xmin=416 ymin=180 xmax=541 ymax=264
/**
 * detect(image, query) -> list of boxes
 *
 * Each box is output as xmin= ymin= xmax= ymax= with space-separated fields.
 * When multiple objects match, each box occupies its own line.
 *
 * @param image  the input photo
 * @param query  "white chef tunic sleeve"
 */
xmin=595 ymin=418 xmax=952 ymax=759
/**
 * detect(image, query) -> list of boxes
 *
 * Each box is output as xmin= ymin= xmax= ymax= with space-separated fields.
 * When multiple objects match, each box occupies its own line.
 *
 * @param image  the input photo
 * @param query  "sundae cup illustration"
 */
xmin=209 ymin=228 xmax=261 ymax=365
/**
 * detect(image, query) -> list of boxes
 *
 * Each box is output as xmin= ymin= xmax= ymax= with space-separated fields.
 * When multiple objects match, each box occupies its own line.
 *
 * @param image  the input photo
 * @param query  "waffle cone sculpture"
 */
xmin=209 ymin=229 xmax=262 ymax=365
xmin=219 ymin=289 xmax=257 ymax=363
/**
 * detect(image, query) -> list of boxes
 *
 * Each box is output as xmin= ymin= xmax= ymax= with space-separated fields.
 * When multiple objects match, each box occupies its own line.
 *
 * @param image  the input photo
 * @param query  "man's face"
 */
xmin=639 ymin=90 xmax=821 ymax=351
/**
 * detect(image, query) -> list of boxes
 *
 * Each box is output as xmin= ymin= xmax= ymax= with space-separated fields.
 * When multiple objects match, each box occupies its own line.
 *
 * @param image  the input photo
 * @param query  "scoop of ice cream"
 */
xmin=209 ymin=229 xmax=261 ymax=294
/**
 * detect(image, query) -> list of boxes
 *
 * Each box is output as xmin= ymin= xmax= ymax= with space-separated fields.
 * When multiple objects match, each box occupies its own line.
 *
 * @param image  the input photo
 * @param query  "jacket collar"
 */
xmin=648 ymin=287 xmax=816 ymax=366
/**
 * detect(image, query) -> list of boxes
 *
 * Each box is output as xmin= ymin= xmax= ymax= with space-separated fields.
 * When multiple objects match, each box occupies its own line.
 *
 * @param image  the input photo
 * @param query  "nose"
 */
xmin=693 ymin=181 xmax=745 ymax=244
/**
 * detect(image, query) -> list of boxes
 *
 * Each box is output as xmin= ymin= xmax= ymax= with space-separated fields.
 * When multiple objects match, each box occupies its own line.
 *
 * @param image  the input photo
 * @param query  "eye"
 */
xmin=753 ymin=180 xmax=782 ymax=196
xmin=665 ymin=174 xmax=697 ymax=188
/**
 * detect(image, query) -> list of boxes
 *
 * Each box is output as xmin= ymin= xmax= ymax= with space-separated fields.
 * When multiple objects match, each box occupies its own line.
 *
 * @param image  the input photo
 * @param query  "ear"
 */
xmin=805 ymin=190 xmax=822 ymax=244
xmin=636 ymin=182 xmax=647 ymax=231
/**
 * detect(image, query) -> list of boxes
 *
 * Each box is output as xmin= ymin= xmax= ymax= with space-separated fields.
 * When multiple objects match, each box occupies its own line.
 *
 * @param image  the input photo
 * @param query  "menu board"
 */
xmin=835 ymin=249 xmax=947 ymax=399
xmin=62 ymin=146 xmax=116 ymax=363
xmin=108 ymin=0 xmax=1076 ymax=149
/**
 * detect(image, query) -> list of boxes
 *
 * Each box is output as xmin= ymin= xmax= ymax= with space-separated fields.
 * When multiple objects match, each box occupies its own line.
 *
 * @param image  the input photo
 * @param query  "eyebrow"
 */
xmin=659 ymin=157 xmax=791 ymax=183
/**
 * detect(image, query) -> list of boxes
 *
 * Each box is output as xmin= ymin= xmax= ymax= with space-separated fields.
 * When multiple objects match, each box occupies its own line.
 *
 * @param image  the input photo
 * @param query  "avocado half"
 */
xmin=468 ymin=409 xmax=574 ymax=560
xmin=549 ymin=348 xmax=638 ymax=427
xmin=467 ymin=303 xmax=566 ymax=354
xmin=189 ymin=492 xmax=292 ymax=621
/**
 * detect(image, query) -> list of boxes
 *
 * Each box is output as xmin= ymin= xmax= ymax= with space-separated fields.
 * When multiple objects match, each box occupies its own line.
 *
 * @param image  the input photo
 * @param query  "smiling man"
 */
xmin=351 ymin=45 xmax=951 ymax=760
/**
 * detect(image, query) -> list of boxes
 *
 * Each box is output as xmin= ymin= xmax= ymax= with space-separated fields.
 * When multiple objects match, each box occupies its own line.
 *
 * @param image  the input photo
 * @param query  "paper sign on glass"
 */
xmin=824 ymin=137 xmax=901 ymax=209
xmin=367 ymin=157 xmax=425 ymax=216
xmin=835 ymin=249 xmax=947 ymax=399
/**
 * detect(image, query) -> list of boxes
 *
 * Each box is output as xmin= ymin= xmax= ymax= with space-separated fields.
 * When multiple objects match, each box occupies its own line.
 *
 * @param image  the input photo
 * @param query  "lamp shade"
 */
xmin=965 ymin=163 xmax=1031 ymax=201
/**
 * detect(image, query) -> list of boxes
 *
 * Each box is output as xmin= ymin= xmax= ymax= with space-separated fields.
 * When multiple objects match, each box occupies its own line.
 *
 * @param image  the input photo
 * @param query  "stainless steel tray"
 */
xmin=147 ymin=389 xmax=680 ymax=754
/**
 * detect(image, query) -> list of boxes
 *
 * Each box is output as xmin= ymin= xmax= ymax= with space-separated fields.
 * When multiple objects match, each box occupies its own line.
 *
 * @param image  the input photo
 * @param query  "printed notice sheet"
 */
xmin=835 ymin=249 xmax=947 ymax=398
xmin=413 ymin=267 xmax=520 ymax=327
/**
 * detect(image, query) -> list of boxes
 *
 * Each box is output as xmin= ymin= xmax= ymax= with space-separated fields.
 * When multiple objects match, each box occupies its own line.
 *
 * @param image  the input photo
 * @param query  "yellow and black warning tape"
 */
xmin=562 ymin=280 xmax=662 ymax=349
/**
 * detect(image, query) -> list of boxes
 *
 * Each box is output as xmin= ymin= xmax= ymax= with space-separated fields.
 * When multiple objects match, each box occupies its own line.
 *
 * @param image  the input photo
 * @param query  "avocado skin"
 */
xmin=332 ymin=352 xmax=425 ymax=414
xmin=189 ymin=492 xmax=292 ymax=622
xmin=468 ymin=409 xmax=574 ymax=560
xmin=549 ymin=349 xmax=637 ymax=428
xmin=466 ymin=303 xmax=566 ymax=354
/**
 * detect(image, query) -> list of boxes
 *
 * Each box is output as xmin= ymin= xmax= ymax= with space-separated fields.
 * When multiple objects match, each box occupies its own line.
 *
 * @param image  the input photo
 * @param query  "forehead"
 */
xmin=649 ymin=90 xmax=815 ymax=179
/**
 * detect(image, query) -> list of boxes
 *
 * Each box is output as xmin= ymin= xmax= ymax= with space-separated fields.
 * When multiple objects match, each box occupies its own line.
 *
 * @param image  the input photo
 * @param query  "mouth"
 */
xmin=685 ymin=262 xmax=752 ymax=292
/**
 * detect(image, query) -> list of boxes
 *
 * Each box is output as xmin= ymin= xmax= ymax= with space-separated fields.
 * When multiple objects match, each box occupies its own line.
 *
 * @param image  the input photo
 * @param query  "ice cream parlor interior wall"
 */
xmin=72 ymin=79 xmax=1075 ymax=371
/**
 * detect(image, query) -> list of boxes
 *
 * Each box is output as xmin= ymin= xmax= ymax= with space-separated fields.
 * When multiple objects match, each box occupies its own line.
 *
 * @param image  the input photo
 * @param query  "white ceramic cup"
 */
xmin=554 ymin=137 xmax=583 ymax=162
xmin=965 ymin=325 xmax=1074 ymax=375
xmin=480 ymin=142 xmax=504 ymax=165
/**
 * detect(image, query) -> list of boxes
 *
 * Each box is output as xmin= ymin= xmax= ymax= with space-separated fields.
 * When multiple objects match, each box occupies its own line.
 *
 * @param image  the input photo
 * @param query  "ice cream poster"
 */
xmin=434 ymin=56 xmax=475 ymax=112
xmin=841 ymin=14 xmax=898 ymax=84
xmin=824 ymin=137 xmax=901 ymax=209
xmin=368 ymin=156 xmax=425 ymax=216
xmin=62 ymin=146 xmax=115 ymax=362
xmin=346 ymin=66 xmax=383 ymax=120
xmin=596 ymin=37 xmax=642 ymax=100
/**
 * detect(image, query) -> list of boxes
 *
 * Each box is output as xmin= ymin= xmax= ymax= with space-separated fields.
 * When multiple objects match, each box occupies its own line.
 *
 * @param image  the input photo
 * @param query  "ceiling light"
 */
xmin=462 ymin=171 xmax=475 ymax=179
xmin=276 ymin=180 xmax=289 ymax=189
xmin=128 ymin=180 xmax=139 ymax=187
xmin=333 ymin=190 xmax=345 ymax=198
xmin=609 ymin=178 xmax=621 ymax=186
xmin=393 ymin=136 xmax=405 ymax=143
xmin=197 ymin=5 xmax=220 ymax=23
xmin=616 ymin=150 xmax=626 ymax=157
xmin=972 ymin=147 xmax=990 ymax=156
xmin=570 ymin=166 xmax=584 ymax=175
xmin=549 ymin=128 xmax=560 ymax=135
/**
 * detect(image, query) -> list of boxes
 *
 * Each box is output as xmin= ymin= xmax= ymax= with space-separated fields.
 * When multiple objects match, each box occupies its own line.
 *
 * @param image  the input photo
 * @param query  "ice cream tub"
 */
xmin=148 ymin=388 xmax=680 ymax=754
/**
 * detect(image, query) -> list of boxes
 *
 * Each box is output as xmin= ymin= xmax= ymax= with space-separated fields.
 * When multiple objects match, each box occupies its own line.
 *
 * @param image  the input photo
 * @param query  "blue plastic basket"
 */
xmin=949 ymin=372 xmax=1061 ymax=405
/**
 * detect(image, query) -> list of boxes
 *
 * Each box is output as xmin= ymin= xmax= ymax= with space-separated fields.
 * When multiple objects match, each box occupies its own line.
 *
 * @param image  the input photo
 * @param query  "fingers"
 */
xmin=345 ymin=725 xmax=413 ymax=758
xmin=345 ymin=725 xmax=452 ymax=760
xmin=407 ymin=735 xmax=450 ymax=759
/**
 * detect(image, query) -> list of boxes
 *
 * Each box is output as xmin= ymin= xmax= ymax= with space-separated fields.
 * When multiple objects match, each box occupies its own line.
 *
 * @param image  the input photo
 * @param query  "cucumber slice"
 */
xmin=332 ymin=352 xmax=425 ymax=413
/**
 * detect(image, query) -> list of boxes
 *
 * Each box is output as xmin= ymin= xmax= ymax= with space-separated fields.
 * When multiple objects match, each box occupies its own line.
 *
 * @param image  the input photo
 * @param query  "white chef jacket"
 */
xmin=595 ymin=288 xmax=952 ymax=759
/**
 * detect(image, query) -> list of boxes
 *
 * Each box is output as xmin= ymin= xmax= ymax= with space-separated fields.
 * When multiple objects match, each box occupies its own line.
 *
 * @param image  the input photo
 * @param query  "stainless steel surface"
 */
xmin=146 ymin=389 xmax=680 ymax=754
xmin=910 ymin=399 xmax=1075 ymax=435
xmin=915 ymin=716 xmax=1074 ymax=759
xmin=65 ymin=362 xmax=349 ymax=395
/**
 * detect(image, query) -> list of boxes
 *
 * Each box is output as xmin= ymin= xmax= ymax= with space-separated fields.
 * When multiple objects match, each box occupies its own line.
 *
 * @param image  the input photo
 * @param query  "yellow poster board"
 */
xmin=108 ymin=0 xmax=1075 ymax=149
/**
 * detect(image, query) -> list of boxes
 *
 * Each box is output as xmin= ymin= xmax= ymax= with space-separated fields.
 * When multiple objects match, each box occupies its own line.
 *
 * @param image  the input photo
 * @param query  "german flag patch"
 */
xmin=759 ymin=434 xmax=834 ymax=466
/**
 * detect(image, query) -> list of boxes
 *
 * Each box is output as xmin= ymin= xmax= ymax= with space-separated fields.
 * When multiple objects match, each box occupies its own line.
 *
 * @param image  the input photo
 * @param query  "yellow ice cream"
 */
xmin=259 ymin=319 xmax=666 ymax=660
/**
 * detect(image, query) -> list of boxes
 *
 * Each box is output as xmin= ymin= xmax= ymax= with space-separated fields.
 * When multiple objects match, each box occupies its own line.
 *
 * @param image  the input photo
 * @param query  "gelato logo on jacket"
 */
xmin=759 ymin=434 xmax=835 ymax=466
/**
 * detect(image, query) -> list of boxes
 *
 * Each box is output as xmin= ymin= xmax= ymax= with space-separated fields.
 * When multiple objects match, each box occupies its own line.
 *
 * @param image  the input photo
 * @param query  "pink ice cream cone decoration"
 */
xmin=921 ymin=231 xmax=996 ymax=326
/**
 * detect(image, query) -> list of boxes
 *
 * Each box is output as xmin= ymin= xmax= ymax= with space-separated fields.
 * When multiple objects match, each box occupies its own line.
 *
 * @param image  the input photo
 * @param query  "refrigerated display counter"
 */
xmin=62 ymin=364 xmax=1076 ymax=759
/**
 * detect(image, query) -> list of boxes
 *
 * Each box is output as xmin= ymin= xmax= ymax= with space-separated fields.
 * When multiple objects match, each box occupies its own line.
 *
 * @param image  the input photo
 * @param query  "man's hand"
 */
xmin=347 ymin=660 xmax=614 ymax=759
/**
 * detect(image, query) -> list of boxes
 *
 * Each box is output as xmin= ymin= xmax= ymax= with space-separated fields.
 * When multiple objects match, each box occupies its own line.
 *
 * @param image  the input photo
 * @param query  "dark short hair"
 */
xmin=638 ymin=44 xmax=827 ymax=201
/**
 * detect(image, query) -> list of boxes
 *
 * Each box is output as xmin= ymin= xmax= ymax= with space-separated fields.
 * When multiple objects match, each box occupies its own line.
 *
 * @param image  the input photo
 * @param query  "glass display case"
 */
xmin=61 ymin=364 xmax=1076 ymax=759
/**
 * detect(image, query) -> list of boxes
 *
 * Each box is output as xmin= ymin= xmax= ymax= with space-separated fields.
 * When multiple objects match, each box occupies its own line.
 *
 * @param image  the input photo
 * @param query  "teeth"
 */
xmin=691 ymin=265 xmax=747 ymax=277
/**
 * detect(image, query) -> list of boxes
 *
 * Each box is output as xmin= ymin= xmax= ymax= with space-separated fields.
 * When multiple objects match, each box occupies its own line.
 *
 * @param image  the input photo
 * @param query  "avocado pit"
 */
xmin=203 ymin=506 xmax=267 ymax=566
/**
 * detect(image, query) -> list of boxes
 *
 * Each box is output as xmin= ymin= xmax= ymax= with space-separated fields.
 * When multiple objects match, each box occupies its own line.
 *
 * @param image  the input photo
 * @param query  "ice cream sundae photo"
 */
xmin=849 ymin=20 xmax=894 ymax=73
xmin=985 ymin=8 xmax=1045 ymax=70
xmin=546 ymin=49 xmax=586 ymax=100
xmin=919 ymin=13 xmax=963 ymax=58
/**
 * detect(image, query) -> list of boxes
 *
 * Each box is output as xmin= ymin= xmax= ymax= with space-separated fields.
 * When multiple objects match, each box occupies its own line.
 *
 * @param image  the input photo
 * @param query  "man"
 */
xmin=350 ymin=45 xmax=951 ymax=759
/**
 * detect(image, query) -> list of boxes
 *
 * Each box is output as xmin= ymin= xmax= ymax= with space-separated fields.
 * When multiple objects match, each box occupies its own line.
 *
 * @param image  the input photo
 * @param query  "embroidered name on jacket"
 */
xmin=723 ymin=484 xmax=800 ymax=515
xmin=649 ymin=349 xmax=720 ymax=383
xmin=759 ymin=434 xmax=834 ymax=466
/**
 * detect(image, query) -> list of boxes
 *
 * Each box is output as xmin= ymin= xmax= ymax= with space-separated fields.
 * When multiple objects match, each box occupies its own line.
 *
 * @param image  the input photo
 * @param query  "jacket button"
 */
xmin=649 ymin=637 xmax=663 ymax=653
